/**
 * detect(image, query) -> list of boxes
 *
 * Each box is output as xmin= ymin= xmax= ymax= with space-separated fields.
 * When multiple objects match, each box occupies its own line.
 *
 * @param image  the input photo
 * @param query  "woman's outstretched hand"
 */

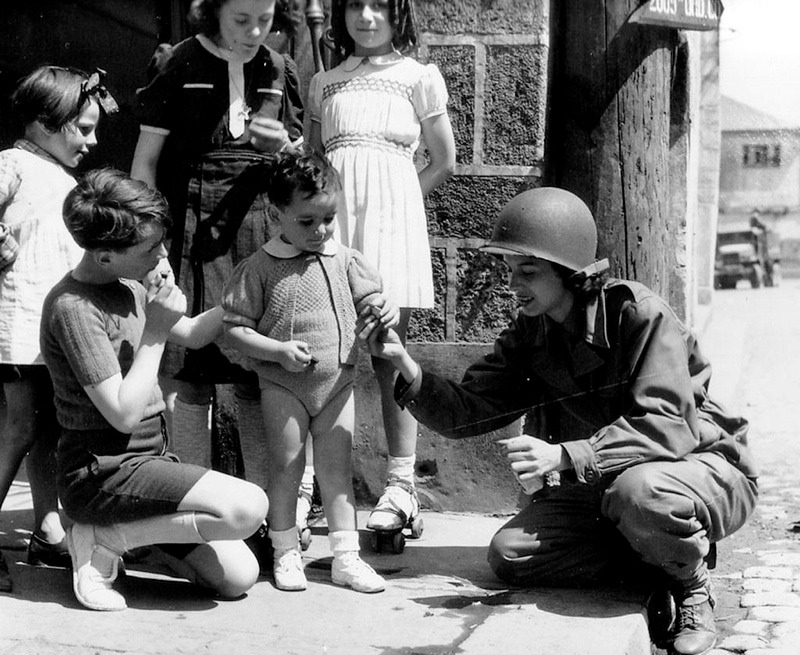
xmin=496 ymin=436 xmax=569 ymax=492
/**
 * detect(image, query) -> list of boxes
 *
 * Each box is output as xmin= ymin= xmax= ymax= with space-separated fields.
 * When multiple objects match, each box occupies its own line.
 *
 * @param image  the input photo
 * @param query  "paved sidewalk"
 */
xmin=697 ymin=283 xmax=800 ymax=655
xmin=0 ymin=481 xmax=650 ymax=655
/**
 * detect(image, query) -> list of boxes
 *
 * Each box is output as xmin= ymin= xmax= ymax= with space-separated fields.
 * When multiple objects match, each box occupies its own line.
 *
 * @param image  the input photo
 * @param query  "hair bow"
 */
xmin=81 ymin=68 xmax=119 ymax=114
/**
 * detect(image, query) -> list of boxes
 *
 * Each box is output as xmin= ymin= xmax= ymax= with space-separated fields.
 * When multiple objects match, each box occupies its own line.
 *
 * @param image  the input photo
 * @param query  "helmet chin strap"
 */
xmin=575 ymin=258 xmax=610 ymax=278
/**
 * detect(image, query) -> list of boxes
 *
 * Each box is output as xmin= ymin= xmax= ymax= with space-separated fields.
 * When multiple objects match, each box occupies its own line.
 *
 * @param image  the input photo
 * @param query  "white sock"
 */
xmin=237 ymin=397 xmax=269 ymax=489
xmin=269 ymin=527 xmax=299 ymax=555
xmin=300 ymin=440 xmax=315 ymax=494
xmin=96 ymin=512 xmax=204 ymax=555
xmin=171 ymin=399 xmax=212 ymax=468
xmin=386 ymin=455 xmax=415 ymax=486
xmin=329 ymin=530 xmax=360 ymax=556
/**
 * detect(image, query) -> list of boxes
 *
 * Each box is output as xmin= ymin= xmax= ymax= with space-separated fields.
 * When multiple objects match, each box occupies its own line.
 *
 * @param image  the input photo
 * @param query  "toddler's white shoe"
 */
xmin=273 ymin=548 xmax=307 ymax=591
xmin=331 ymin=552 xmax=385 ymax=593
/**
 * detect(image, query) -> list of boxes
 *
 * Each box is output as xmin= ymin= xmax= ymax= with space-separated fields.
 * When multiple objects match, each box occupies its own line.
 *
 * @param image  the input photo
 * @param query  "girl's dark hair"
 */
xmin=188 ymin=0 xmax=299 ymax=37
xmin=63 ymin=168 xmax=172 ymax=251
xmin=265 ymin=148 xmax=341 ymax=208
xmin=328 ymin=0 xmax=418 ymax=58
xmin=10 ymin=66 xmax=91 ymax=132
xmin=552 ymin=262 xmax=609 ymax=301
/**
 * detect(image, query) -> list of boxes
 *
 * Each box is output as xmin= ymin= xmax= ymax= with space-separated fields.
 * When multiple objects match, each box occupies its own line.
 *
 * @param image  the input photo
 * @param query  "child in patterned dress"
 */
xmin=308 ymin=0 xmax=456 ymax=538
xmin=221 ymin=150 xmax=397 ymax=592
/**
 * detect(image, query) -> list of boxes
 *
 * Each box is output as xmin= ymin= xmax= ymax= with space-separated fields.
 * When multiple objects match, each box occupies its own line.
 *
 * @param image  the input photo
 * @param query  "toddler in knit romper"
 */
xmin=221 ymin=150 xmax=398 ymax=592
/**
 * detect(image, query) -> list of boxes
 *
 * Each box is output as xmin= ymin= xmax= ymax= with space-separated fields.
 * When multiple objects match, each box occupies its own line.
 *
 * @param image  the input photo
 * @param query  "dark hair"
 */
xmin=328 ymin=0 xmax=418 ymax=58
xmin=552 ymin=262 xmax=610 ymax=301
xmin=187 ymin=0 xmax=299 ymax=37
xmin=10 ymin=66 xmax=91 ymax=132
xmin=63 ymin=168 xmax=172 ymax=251
xmin=265 ymin=149 xmax=341 ymax=208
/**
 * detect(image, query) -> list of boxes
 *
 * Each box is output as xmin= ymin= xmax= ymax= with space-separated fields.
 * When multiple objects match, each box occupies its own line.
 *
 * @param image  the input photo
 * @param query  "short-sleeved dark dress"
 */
xmin=135 ymin=34 xmax=304 ymax=383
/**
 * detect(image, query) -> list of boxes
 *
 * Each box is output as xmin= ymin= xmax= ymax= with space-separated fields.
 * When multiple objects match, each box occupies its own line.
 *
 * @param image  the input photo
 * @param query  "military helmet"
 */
xmin=481 ymin=187 xmax=598 ymax=272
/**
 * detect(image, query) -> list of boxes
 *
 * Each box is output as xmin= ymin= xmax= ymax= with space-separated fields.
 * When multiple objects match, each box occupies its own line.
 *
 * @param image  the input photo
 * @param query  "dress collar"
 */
xmin=262 ymin=235 xmax=338 ymax=258
xmin=14 ymin=139 xmax=64 ymax=168
xmin=196 ymin=33 xmax=260 ymax=64
xmin=341 ymin=50 xmax=404 ymax=72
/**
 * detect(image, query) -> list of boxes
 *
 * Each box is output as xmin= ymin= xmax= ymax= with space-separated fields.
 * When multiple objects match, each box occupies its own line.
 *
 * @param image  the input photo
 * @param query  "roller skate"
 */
xmin=366 ymin=479 xmax=423 ymax=554
xmin=296 ymin=477 xmax=324 ymax=551
xmin=245 ymin=519 xmax=273 ymax=575
xmin=296 ymin=486 xmax=313 ymax=552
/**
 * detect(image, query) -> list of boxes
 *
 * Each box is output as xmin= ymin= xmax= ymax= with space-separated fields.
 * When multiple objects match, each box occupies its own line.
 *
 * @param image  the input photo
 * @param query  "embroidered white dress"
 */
xmin=309 ymin=52 xmax=448 ymax=309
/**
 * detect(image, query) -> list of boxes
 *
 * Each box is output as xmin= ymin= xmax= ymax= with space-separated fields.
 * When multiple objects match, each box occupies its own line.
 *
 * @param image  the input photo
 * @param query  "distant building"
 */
xmin=719 ymin=95 xmax=800 ymax=265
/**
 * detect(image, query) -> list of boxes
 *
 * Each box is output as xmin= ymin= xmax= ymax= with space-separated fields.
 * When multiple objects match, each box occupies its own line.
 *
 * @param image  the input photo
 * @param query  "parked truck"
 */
xmin=714 ymin=216 xmax=781 ymax=290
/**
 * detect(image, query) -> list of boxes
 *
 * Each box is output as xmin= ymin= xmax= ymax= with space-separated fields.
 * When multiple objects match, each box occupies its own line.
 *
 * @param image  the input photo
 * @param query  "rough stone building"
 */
xmin=718 ymin=95 xmax=800 ymax=268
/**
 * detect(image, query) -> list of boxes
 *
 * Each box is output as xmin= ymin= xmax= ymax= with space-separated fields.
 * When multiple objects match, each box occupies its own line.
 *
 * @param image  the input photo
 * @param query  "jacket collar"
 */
xmin=523 ymin=288 xmax=613 ymax=391
xmin=341 ymin=50 xmax=404 ymax=72
xmin=262 ymin=235 xmax=338 ymax=258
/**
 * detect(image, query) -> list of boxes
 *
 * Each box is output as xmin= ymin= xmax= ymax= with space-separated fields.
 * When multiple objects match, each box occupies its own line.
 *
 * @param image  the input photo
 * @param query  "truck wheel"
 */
xmin=766 ymin=263 xmax=782 ymax=287
xmin=716 ymin=277 xmax=736 ymax=290
xmin=750 ymin=264 xmax=764 ymax=289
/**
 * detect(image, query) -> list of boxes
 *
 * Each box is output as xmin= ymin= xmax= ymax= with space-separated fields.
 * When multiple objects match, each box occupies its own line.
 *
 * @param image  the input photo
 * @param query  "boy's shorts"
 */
xmin=58 ymin=416 xmax=208 ymax=525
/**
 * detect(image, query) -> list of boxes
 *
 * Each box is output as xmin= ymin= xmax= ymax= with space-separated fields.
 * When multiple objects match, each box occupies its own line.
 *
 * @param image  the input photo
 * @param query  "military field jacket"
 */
xmin=396 ymin=279 xmax=757 ymax=485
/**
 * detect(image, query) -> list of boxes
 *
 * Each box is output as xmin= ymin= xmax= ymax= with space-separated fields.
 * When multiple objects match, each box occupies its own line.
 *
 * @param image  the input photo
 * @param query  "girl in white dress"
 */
xmin=309 ymin=0 xmax=455 ymax=534
xmin=0 ymin=66 xmax=115 ymax=592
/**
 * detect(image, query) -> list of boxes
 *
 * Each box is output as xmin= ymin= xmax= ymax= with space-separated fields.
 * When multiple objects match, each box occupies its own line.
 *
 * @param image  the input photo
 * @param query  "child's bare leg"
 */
xmin=0 ymin=375 xmax=68 ymax=578
xmin=368 ymin=309 xmax=420 ymax=532
xmin=24 ymin=373 xmax=63 ymax=543
xmin=310 ymin=386 xmax=357 ymax=533
xmin=260 ymin=384 xmax=310 ymax=590
xmin=312 ymin=386 xmax=384 ymax=593
xmin=158 ymin=540 xmax=260 ymax=599
xmin=260 ymin=385 xmax=309 ymax=532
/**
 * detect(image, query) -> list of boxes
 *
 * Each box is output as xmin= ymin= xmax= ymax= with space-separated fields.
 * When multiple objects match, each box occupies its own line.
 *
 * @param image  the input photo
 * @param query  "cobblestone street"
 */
xmin=697 ymin=278 xmax=800 ymax=655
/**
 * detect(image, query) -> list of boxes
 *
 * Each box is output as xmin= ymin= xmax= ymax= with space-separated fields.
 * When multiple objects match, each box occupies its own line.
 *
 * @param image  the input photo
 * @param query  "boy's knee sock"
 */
xmin=95 ymin=512 xmax=205 ymax=555
xmin=171 ymin=399 xmax=212 ymax=468
xmin=386 ymin=455 xmax=415 ymax=486
xmin=237 ymin=398 xmax=269 ymax=489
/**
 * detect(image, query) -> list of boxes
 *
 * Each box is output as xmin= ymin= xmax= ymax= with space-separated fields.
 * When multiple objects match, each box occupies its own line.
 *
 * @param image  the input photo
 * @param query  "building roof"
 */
xmin=720 ymin=95 xmax=800 ymax=132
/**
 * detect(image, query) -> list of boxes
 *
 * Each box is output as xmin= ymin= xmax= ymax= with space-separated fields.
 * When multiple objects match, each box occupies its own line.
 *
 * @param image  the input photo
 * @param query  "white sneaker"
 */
xmin=366 ymin=480 xmax=419 ymax=531
xmin=273 ymin=548 xmax=307 ymax=591
xmin=331 ymin=552 xmax=385 ymax=593
xmin=67 ymin=523 xmax=126 ymax=611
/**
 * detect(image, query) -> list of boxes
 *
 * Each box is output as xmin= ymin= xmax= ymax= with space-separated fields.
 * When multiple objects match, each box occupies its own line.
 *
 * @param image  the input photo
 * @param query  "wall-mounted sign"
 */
xmin=629 ymin=0 xmax=724 ymax=31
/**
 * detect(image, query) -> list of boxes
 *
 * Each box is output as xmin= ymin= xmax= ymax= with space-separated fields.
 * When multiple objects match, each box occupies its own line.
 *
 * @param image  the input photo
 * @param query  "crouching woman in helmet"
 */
xmin=360 ymin=187 xmax=757 ymax=655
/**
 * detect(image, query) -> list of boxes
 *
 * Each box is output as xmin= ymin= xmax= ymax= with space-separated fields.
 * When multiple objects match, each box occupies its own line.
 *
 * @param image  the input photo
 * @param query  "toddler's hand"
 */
xmin=249 ymin=116 xmax=290 ymax=153
xmin=356 ymin=296 xmax=399 ymax=341
xmin=277 ymin=340 xmax=314 ymax=372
